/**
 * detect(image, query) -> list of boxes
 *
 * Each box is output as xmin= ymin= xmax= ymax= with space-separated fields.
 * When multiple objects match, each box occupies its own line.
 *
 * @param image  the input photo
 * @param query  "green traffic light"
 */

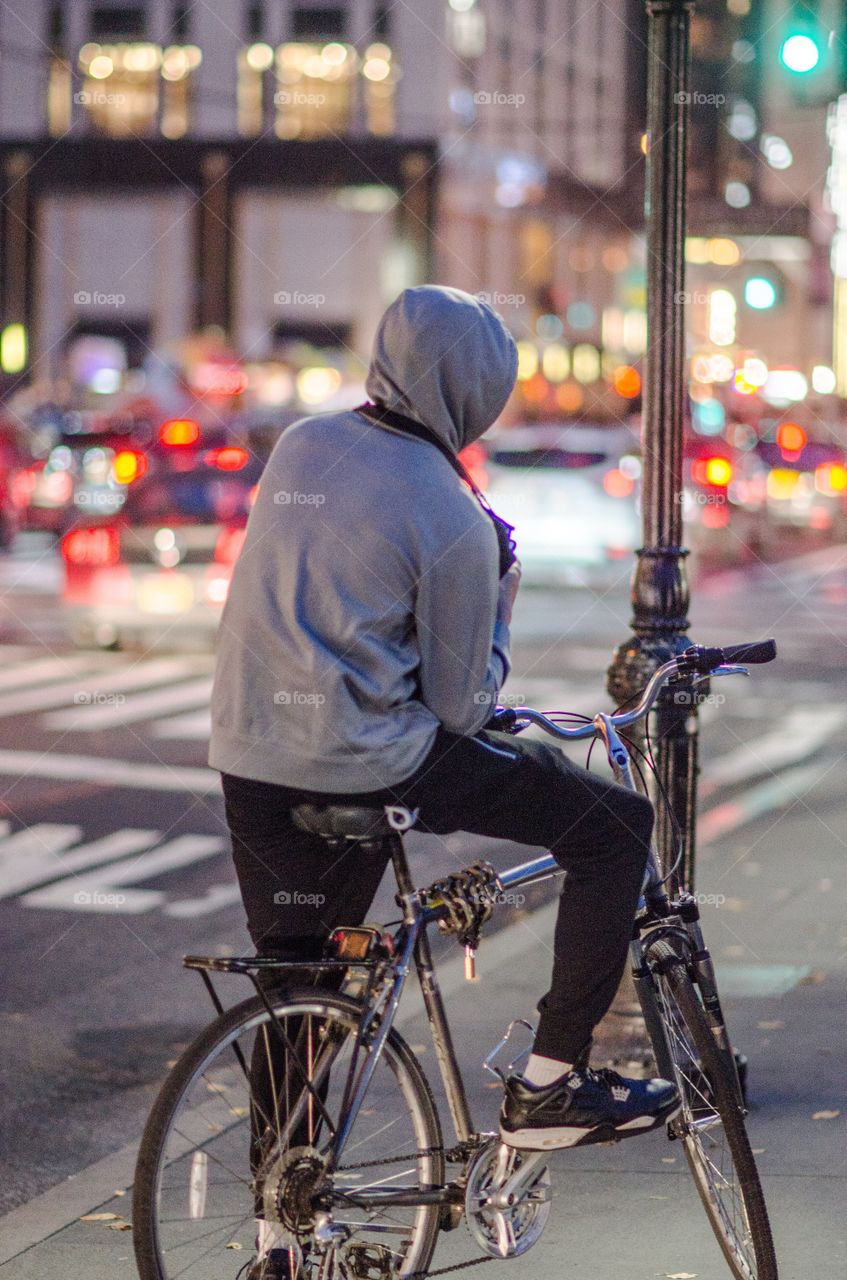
xmin=780 ymin=33 xmax=821 ymax=74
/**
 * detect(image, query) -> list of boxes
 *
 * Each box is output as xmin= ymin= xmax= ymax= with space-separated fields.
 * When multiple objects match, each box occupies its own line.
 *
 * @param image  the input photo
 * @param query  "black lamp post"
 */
xmin=608 ymin=0 xmax=701 ymax=891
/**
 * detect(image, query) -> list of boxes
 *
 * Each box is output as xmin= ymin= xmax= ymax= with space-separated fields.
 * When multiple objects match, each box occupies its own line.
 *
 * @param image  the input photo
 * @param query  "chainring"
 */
xmin=464 ymin=1138 xmax=552 ymax=1259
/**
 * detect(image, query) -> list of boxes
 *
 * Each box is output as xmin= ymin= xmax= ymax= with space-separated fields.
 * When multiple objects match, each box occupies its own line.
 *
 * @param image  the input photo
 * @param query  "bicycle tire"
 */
xmin=133 ymin=989 xmax=445 ymax=1280
xmin=648 ymin=939 xmax=778 ymax=1280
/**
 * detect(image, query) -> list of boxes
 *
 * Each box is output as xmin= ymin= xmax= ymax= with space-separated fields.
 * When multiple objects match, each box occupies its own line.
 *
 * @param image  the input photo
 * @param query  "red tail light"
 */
xmin=205 ymin=446 xmax=249 ymax=471
xmin=159 ymin=418 xmax=200 ymax=446
xmin=693 ymin=456 xmax=733 ymax=488
xmin=61 ymin=526 xmax=120 ymax=568
xmin=215 ymin=526 xmax=247 ymax=565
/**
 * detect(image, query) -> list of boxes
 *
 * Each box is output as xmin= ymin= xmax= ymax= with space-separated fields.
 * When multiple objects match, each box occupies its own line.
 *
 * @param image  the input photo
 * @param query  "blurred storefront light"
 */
xmin=297 ymin=366 xmax=342 ymax=404
xmin=622 ymin=310 xmax=647 ymax=355
xmin=763 ymin=370 xmax=809 ymax=404
xmin=725 ymin=182 xmax=752 ymax=209
xmin=572 ymin=344 xmax=600 ymax=384
xmin=761 ymin=134 xmax=793 ymax=170
xmin=515 ymin=342 xmax=539 ymax=380
xmin=0 ymin=323 xmax=27 ymax=374
xmin=708 ymin=290 xmax=737 ymax=346
xmin=812 ymin=365 xmax=837 ymax=394
xmin=541 ymin=344 xmax=569 ymax=382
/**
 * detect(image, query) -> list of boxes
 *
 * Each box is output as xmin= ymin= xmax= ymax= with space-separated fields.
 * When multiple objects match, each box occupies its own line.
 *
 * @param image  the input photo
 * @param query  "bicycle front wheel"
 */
xmin=648 ymin=940 xmax=777 ymax=1280
xmin=133 ymin=989 xmax=444 ymax=1280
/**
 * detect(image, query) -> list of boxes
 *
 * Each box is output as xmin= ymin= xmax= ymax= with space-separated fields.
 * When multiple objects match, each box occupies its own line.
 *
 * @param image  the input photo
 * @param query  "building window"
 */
xmin=238 ymin=42 xmax=274 ymax=135
xmin=275 ymin=41 xmax=357 ymax=137
xmin=362 ymin=42 xmax=397 ymax=135
xmin=76 ymin=42 xmax=201 ymax=137
xmin=291 ymin=8 xmax=347 ymax=40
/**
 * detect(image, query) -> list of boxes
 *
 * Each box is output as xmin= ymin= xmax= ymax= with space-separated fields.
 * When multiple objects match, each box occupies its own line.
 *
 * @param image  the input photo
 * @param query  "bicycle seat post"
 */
xmin=388 ymin=830 xmax=415 ymax=906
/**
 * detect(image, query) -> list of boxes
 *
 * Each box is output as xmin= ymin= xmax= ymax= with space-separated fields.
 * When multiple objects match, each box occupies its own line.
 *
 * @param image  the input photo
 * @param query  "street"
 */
xmin=0 ymin=542 xmax=845 ymax=1276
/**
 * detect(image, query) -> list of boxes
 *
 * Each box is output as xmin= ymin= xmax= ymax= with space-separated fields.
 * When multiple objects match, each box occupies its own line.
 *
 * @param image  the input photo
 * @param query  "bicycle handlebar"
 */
xmin=486 ymin=637 xmax=777 ymax=742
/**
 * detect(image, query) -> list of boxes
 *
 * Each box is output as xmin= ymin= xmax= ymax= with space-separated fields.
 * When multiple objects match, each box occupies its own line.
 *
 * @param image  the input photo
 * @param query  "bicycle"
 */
xmin=133 ymin=638 xmax=779 ymax=1280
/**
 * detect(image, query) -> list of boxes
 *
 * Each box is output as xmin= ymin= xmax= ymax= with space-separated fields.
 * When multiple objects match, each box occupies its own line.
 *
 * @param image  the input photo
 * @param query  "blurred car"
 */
xmin=61 ymin=442 xmax=262 ymax=649
xmin=754 ymin=428 xmax=847 ymax=542
xmin=465 ymin=423 xmax=642 ymax=584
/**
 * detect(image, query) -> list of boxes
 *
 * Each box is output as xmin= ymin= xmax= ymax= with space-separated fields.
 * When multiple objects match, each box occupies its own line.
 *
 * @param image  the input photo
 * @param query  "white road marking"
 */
xmin=0 ymin=827 xmax=159 ymax=899
xmin=0 ymin=823 xmax=83 ymax=901
xmin=701 ymin=706 xmax=846 ymax=794
xmin=21 ymin=833 xmax=225 ymax=913
xmin=43 ymin=676 xmax=213 ymax=731
xmin=0 ymin=748 xmax=217 ymax=793
xmin=0 ymin=655 xmax=110 ymax=692
xmin=150 ymin=708 xmax=211 ymax=739
xmin=0 ymin=657 xmax=200 ymax=718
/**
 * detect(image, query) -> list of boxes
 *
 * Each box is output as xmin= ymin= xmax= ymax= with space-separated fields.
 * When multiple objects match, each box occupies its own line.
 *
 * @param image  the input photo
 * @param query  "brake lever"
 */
xmin=710 ymin=665 xmax=749 ymax=678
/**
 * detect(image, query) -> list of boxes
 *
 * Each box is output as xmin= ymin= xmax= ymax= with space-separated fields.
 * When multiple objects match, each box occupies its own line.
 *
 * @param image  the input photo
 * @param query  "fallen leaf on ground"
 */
xmin=649 ymin=1195 xmax=668 ymax=1200
xmin=660 ymin=1157 xmax=677 ymax=1164
xmin=752 ymin=1148 xmax=765 ymax=1154
xmin=658 ymin=1273 xmax=697 ymax=1279
xmin=113 ymin=1189 xmax=126 ymax=1196
xmin=799 ymin=971 xmax=826 ymax=986
xmin=108 ymin=1222 xmax=132 ymax=1231
xmin=757 ymin=1020 xmax=784 ymax=1030
xmin=812 ymin=1109 xmax=840 ymax=1120
xmin=81 ymin=1213 xmax=121 ymax=1222
xmin=225 ymin=1242 xmax=243 ymax=1250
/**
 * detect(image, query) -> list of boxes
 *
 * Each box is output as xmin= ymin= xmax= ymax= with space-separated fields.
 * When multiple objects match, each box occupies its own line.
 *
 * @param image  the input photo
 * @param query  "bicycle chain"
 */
xmin=337 ymin=1144 xmax=458 ymax=1172
xmin=337 ymin=1145 xmax=499 ymax=1278
xmin=408 ymin=1254 xmax=496 ymax=1279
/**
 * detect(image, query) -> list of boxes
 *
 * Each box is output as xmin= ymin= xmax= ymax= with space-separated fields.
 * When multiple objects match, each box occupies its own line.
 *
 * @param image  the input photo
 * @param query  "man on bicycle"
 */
xmin=210 ymin=285 xmax=679 ymax=1277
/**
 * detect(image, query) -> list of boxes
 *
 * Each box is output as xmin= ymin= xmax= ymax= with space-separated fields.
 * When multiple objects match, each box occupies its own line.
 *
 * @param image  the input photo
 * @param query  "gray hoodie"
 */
xmin=208 ymin=285 xmax=518 ymax=792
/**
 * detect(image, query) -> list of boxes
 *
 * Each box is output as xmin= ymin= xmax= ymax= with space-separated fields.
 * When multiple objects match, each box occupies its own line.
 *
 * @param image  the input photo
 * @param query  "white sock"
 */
xmin=256 ymin=1219 xmax=299 ymax=1259
xmin=523 ymin=1053 xmax=573 ymax=1088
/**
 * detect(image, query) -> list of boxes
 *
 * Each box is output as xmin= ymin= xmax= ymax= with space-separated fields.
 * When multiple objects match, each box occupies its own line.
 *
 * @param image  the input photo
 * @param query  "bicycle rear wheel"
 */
xmin=648 ymin=940 xmax=777 ymax=1280
xmin=133 ymin=989 xmax=444 ymax=1280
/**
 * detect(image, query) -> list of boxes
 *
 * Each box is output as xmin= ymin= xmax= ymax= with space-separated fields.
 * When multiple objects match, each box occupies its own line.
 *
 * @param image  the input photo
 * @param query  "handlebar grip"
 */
xmin=721 ymin=639 xmax=777 ymax=666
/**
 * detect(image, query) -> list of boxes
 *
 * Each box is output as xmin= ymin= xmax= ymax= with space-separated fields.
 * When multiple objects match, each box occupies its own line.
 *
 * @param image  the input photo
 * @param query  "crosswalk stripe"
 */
xmin=0 ymin=828 xmax=159 ymax=899
xmin=0 ymin=656 xmax=111 ymax=692
xmin=43 ymin=676 xmax=214 ymax=732
xmin=151 ymin=709 xmax=212 ymax=740
xmin=700 ymin=706 xmax=845 ymax=796
xmin=0 ymin=657 xmax=201 ymax=719
xmin=0 ymin=824 xmax=83 ymax=901
xmin=0 ymin=748 xmax=217 ymax=793
xmin=21 ymin=833 xmax=226 ymax=913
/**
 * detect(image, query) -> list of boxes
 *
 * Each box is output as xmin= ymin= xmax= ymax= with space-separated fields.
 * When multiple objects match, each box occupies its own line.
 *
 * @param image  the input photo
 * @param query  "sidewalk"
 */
xmin=3 ymin=792 xmax=846 ymax=1278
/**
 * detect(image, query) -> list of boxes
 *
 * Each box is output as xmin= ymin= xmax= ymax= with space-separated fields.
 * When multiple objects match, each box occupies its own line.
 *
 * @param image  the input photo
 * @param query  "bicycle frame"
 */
xmin=330 ymin=713 xmax=743 ymax=1213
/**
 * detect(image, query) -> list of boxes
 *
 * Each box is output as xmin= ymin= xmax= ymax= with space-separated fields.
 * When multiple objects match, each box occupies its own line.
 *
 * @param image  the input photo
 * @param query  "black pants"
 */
xmin=223 ymin=726 xmax=653 ymax=1063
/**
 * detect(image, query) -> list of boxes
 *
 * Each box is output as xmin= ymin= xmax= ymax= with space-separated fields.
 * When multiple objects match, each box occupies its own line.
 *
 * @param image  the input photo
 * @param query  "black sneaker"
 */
xmin=500 ymin=1066 xmax=680 ymax=1150
xmin=245 ymin=1248 xmax=302 ymax=1279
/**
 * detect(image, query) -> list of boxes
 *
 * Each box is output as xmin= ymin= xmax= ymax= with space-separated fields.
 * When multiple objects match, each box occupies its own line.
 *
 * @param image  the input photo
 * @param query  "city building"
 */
xmin=0 ymin=0 xmax=649 ymax=422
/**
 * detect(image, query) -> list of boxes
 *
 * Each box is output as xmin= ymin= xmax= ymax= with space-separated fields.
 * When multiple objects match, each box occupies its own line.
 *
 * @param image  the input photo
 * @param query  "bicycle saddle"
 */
xmin=291 ymin=803 xmax=418 ymax=840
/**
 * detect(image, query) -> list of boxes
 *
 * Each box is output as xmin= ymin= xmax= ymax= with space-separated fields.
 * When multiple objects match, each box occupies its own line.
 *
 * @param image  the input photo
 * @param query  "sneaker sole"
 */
xmin=500 ymin=1100 xmax=682 ymax=1151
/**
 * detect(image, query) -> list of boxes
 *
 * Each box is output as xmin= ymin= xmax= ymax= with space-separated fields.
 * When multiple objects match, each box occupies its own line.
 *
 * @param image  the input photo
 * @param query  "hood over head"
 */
xmin=365 ymin=285 xmax=518 ymax=453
